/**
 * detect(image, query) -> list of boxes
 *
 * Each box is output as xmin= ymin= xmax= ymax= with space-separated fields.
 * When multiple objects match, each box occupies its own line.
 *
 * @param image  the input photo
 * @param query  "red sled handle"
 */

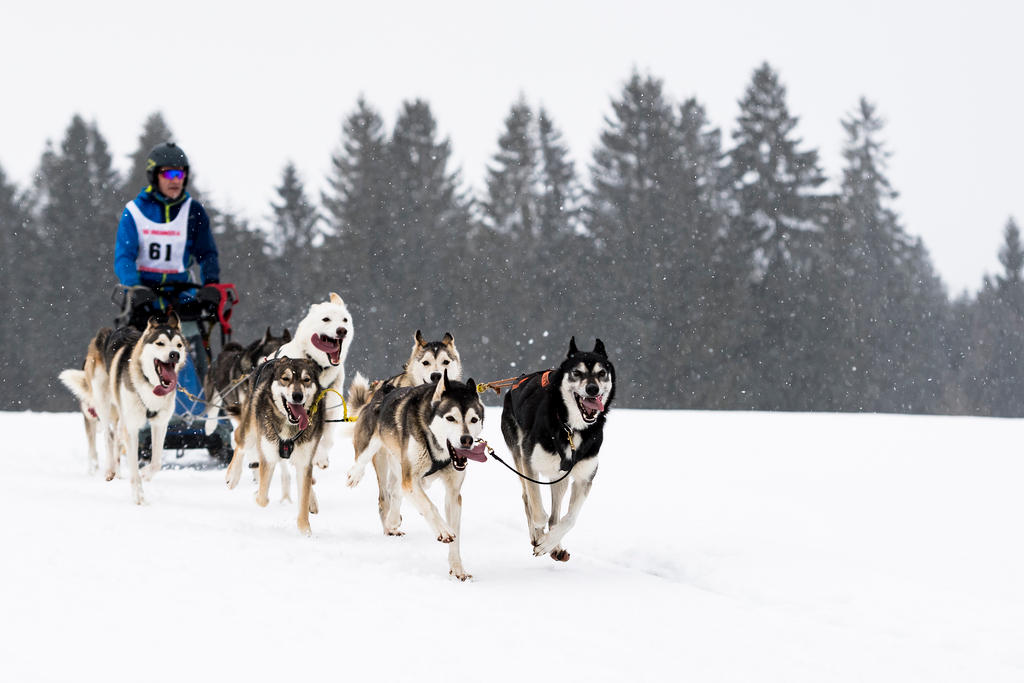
xmin=206 ymin=283 xmax=239 ymax=337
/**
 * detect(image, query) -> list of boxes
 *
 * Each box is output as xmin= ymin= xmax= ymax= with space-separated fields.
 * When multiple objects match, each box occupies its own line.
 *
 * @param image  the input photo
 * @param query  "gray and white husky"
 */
xmin=345 ymin=370 xmax=485 ymax=580
xmin=379 ymin=330 xmax=462 ymax=391
xmin=500 ymin=338 xmax=615 ymax=561
xmin=61 ymin=315 xmax=187 ymax=504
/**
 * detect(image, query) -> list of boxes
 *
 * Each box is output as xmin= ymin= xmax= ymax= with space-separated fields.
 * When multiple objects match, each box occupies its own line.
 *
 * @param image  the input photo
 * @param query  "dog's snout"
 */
xmin=292 ymin=391 xmax=304 ymax=403
xmin=586 ymin=383 xmax=599 ymax=397
xmin=168 ymin=351 xmax=179 ymax=364
xmin=336 ymin=327 xmax=348 ymax=339
xmin=430 ymin=372 xmax=442 ymax=382
xmin=459 ymin=435 xmax=474 ymax=449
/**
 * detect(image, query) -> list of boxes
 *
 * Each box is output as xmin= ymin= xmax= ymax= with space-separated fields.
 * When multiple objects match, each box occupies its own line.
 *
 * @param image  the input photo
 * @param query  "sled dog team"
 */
xmin=59 ymin=293 xmax=615 ymax=580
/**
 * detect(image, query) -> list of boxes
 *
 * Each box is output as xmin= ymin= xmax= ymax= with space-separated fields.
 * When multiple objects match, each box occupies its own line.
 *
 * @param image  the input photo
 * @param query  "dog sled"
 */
xmin=111 ymin=280 xmax=239 ymax=468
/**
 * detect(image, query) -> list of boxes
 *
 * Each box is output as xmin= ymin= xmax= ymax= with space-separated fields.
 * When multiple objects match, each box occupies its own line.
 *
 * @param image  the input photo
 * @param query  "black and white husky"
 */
xmin=500 ymin=337 xmax=615 ymax=561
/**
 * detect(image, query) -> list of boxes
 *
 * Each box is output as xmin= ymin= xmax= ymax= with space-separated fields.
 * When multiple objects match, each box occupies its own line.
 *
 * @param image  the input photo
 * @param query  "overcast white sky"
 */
xmin=3 ymin=0 xmax=1021 ymax=294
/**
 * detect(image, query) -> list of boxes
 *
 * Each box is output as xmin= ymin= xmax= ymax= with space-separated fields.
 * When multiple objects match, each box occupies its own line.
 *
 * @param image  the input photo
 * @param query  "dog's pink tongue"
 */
xmin=290 ymin=403 xmax=310 ymax=431
xmin=581 ymin=395 xmax=604 ymax=412
xmin=152 ymin=362 xmax=177 ymax=396
xmin=455 ymin=442 xmax=488 ymax=463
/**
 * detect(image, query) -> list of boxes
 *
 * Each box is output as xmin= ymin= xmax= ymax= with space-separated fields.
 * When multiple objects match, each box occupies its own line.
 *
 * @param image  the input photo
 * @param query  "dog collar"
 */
xmin=279 ymin=438 xmax=294 ymax=459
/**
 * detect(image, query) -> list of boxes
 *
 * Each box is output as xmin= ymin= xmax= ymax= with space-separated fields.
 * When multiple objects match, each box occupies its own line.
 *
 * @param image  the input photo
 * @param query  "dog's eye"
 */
xmin=156 ymin=340 xmax=165 ymax=346
xmin=597 ymin=370 xmax=606 ymax=379
xmin=470 ymin=417 xmax=478 ymax=424
xmin=422 ymin=360 xmax=430 ymax=366
xmin=322 ymin=317 xmax=330 ymax=323
xmin=572 ymin=370 xmax=583 ymax=379
xmin=442 ymin=360 xmax=450 ymax=365
xmin=343 ymin=318 xmax=348 ymax=323
xmin=446 ymin=416 xmax=457 ymax=422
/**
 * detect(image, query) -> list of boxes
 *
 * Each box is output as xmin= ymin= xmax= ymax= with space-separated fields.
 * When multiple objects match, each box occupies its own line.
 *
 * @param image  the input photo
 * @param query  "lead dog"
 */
xmin=500 ymin=338 xmax=615 ymax=561
xmin=231 ymin=357 xmax=325 ymax=535
xmin=345 ymin=371 xmax=485 ymax=580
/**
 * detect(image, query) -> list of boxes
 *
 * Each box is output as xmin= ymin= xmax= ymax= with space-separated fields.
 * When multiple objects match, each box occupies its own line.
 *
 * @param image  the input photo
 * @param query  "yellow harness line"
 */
xmin=310 ymin=387 xmax=357 ymax=422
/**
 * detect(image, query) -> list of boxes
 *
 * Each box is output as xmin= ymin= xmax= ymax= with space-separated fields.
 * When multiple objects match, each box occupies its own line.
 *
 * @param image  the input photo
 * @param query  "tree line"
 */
xmin=1 ymin=62 xmax=1021 ymax=415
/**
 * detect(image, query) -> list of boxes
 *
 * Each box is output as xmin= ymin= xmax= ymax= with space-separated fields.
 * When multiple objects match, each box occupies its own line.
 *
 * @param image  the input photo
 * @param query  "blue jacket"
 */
xmin=114 ymin=187 xmax=220 ymax=288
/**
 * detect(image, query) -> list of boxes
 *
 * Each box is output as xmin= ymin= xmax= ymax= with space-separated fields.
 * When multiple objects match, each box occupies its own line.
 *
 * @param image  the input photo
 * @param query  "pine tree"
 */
xmin=320 ymin=98 xmax=396 ymax=374
xmin=270 ymin=161 xmax=321 ymax=256
xmin=959 ymin=217 xmax=1024 ymax=416
xmin=321 ymin=97 xmax=391 ymax=297
xmin=996 ymin=217 xmax=1024 ymax=314
xmin=725 ymin=63 xmax=828 ymax=409
xmin=386 ymin=99 xmax=475 ymax=365
xmin=829 ymin=98 xmax=949 ymax=412
xmin=587 ymin=71 xmax=689 ymax=402
xmin=0 ymin=164 xmax=37 ymax=409
xmin=33 ymin=116 xmax=123 ymax=407
xmin=535 ymin=108 xmax=584 ymax=240
xmin=484 ymin=98 xmax=538 ymax=237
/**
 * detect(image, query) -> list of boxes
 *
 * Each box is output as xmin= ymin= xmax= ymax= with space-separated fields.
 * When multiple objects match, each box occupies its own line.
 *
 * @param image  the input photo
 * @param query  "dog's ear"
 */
xmin=282 ymin=328 xmax=292 ymax=342
xmin=432 ymin=369 xmax=449 ymax=403
xmin=329 ymin=292 xmax=344 ymax=305
xmin=593 ymin=338 xmax=607 ymax=357
xmin=567 ymin=336 xmax=579 ymax=358
xmin=415 ymin=329 xmax=427 ymax=347
xmin=442 ymin=332 xmax=454 ymax=346
xmin=166 ymin=311 xmax=180 ymax=329
xmin=146 ymin=316 xmax=160 ymax=330
xmin=261 ymin=327 xmax=271 ymax=344
xmin=465 ymin=377 xmax=475 ymax=392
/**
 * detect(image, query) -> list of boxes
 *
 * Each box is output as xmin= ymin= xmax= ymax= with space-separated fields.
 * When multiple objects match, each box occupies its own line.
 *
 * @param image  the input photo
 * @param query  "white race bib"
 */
xmin=127 ymin=197 xmax=192 ymax=274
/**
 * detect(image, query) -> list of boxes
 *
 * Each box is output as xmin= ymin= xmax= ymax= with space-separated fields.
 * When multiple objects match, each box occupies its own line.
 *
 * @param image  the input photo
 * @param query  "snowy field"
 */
xmin=2 ymin=408 xmax=1022 ymax=682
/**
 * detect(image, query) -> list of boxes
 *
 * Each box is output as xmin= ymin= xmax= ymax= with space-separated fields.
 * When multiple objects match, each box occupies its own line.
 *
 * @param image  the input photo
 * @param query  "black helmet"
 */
xmin=146 ymin=142 xmax=190 ymax=187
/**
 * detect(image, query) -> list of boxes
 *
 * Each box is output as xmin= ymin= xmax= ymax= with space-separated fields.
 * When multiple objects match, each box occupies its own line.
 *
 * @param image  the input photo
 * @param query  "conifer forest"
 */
xmin=1 ymin=64 xmax=1020 ymax=415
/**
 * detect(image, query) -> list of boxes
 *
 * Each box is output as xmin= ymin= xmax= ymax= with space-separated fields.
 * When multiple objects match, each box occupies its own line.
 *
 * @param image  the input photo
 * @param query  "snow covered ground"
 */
xmin=2 ymin=408 xmax=1022 ymax=682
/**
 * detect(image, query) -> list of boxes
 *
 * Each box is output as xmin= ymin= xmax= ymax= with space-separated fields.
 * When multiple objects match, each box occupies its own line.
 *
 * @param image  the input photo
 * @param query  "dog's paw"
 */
xmin=550 ymin=548 xmax=571 ymax=562
xmin=449 ymin=568 xmax=472 ymax=582
xmin=140 ymin=464 xmax=157 ymax=481
xmin=345 ymin=466 xmax=364 ymax=488
xmin=308 ymin=497 xmax=318 ymax=515
xmin=254 ymin=492 xmax=270 ymax=508
xmin=533 ymin=534 xmax=557 ymax=557
xmin=384 ymin=526 xmax=405 ymax=537
xmin=436 ymin=525 xmax=456 ymax=543
xmin=313 ymin=452 xmax=329 ymax=469
xmin=105 ymin=470 xmax=116 ymax=482
xmin=297 ymin=522 xmax=312 ymax=537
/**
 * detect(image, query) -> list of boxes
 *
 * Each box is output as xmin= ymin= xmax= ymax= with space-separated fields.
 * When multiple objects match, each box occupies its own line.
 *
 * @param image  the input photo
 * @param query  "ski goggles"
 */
xmin=159 ymin=168 xmax=186 ymax=180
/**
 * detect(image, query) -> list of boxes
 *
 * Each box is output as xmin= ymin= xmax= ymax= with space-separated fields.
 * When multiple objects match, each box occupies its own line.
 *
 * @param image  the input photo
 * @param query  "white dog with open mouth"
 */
xmin=268 ymin=292 xmax=353 ymax=468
